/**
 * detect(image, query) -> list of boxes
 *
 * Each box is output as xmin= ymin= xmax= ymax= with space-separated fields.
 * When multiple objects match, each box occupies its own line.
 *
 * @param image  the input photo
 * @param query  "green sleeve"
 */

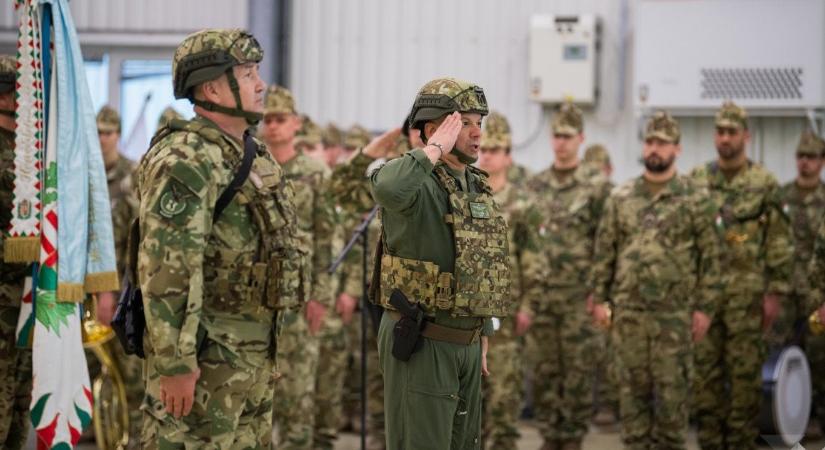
xmin=763 ymin=186 xmax=794 ymax=296
xmin=589 ymin=194 xmax=619 ymax=305
xmin=371 ymin=149 xmax=434 ymax=213
xmin=311 ymin=172 xmax=336 ymax=307
xmin=139 ymin=154 xmax=214 ymax=376
xmin=693 ymin=193 xmax=723 ymax=317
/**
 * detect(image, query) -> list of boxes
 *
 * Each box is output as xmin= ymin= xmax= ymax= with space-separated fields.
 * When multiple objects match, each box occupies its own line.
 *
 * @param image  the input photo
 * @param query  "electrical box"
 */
xmin=528 ymin=14 xmax=600 ymax=105
xmin=636 ymin=0 xmax=825 ymax=114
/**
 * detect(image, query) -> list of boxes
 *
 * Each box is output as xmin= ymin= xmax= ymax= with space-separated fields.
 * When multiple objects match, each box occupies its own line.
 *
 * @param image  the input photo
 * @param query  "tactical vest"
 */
xmin=152 ymin=120 xmax=309 ymax=311
xmin=377 ymin=164 xmax=511 ymax=317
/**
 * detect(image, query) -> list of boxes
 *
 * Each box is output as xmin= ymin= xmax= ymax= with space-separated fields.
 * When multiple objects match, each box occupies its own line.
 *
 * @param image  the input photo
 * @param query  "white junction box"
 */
xmin=636 ymin=0 xmax=825 ymax=114
xmin=528 ymin=14 xmax=600 ymax=106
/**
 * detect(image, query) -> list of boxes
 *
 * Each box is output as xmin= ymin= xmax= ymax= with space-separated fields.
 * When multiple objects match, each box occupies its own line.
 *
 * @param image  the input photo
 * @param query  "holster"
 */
xmin=112 ymin=219 xmax=146 ymax=358
xmin=389 ymin=289 xmax=424 ymax=361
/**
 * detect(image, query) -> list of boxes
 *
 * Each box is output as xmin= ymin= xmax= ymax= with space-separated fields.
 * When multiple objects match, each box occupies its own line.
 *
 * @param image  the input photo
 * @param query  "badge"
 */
xmin=642 ymin=213 xmax=657 ymax=229
xmin=158 ymin=187 xmax=187 ymax=218
xmin=469 ymin=201 xmax=491 ymax=219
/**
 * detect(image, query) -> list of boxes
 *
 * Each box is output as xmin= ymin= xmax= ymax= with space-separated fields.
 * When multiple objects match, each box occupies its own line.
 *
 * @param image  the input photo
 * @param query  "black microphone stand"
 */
xmin=328 ymin=204 xmax=381 ymax=450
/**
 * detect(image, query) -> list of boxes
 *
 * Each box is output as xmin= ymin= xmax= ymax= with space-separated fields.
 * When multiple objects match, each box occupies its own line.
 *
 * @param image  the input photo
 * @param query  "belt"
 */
xmin=388 ymin=311 xmax=481 ymax=345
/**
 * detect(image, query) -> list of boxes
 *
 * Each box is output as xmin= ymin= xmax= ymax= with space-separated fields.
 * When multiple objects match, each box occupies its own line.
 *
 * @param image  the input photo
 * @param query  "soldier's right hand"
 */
xmin=159 ymin=368 xmax=201 ymax=419
xmin=427 ymin=111 xmax=462 ymax=156
xmin=336 ymin=292 xmax=358 ymax=324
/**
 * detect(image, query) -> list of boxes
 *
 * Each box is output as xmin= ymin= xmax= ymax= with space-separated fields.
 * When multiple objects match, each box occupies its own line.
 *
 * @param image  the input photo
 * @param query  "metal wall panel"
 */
xmin=289 ymin=0 xmax=811 ymax=183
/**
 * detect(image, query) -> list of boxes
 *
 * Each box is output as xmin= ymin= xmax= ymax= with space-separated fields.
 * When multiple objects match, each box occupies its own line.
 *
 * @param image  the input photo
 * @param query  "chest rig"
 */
xmin=377 ymin=164 xmax=511 ymax=317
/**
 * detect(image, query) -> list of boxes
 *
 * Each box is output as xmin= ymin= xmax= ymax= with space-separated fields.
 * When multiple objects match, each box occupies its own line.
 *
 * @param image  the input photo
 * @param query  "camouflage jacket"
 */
xmin=137 ymin=116 xmax=303 ymax=375
xmin=523 ymin=164 xmax=611 ymax=292
xmin=809 ymin=215 xmax=825 ymax=311
xmin=777 ymin=181 xmax=825 ymax=295
xmin=589 ymin=175 xmax=722 ymax=315
xmin=0 ymin=127 xmax=29 ymax=307
xmin=281 ymin=152 xmax=336 ymax=307
xmin=690 ymin=161 xmax=793 ymax=299
xmin=106 ymin=154 xmax=138 ymax=277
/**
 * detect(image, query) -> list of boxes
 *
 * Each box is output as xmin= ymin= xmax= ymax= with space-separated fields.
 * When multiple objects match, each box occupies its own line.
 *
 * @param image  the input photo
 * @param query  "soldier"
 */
xmin=581 ymin=142 xmax=619 ymax=427
xmin=156 ymin=106 xmax=183 ymax=133
xmin=95 ymin=105 xmax=143 ymax=447
xmin=137 ymin=28 xmax=307 ymax=448
xmin=777 ymin=130 xmax=825 ymax=437
xmin=294 ymin=115 xmax=326 ymax=164
xmin=589 ymin=111 xmax=720 ymax=450
xmin=371 ymin=77 xmax=511 ymax=449
xmin=258 ymin=85 xmax=335 ymax=450
xmin=342 ymin=125 xmax=371 ymax=164
xmin=477 ymin=111 xmax=533 ymax=450
xmin=321 ymin=123 xmax=344 ymax=169
xmin=523 ymin=102 xmax=611 ymax=450
xmin=809 ymin=213 xmax=825 ymax=438
xmin=0 ymin=54 xmax=33 ymax=450
xmin=690 ymin=101 xmax=793 ymax=450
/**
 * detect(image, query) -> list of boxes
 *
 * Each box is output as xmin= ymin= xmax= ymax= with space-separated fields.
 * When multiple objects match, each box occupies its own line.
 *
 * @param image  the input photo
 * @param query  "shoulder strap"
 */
xmin=213 ymin=131 xmax=256 ymax=222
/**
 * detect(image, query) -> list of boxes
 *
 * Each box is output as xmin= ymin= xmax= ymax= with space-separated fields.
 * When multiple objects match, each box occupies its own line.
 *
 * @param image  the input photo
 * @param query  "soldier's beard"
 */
xmin=644 ymin=154 xmax=675 ymax=173
xmin=717 ymin=143 xmax=744 ymax=160
xmin=453 ymin=148 xmax=478 ymax=165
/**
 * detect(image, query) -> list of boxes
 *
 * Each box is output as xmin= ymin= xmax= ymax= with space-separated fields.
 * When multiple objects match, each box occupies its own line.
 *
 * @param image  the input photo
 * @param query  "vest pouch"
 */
xmin=211 ymin=265 xmax=264 ymax=312
xmin=265 ymin=247 xmax=306 ymax=310
xmin=379 ymin=254 xmax=453 ymax=311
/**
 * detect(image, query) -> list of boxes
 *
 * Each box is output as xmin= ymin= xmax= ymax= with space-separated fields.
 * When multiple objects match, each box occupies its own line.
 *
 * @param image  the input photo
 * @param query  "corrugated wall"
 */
xmin=0 ymin=0 xmax=247 ymax=33
xmin=289 ymin=0 xmax=812 ymax=184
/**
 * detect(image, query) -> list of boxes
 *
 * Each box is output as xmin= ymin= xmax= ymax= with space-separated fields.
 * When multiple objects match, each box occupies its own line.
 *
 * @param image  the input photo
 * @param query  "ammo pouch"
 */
xmin=264 ymin=247 xmax=309 ymax=310
xmin=379 ymin=254 xmax=454 ymax=312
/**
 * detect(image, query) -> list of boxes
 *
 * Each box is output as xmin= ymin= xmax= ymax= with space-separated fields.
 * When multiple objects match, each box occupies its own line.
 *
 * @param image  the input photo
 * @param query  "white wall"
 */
xmin=289 ymin=0 xmax=815 ymax=185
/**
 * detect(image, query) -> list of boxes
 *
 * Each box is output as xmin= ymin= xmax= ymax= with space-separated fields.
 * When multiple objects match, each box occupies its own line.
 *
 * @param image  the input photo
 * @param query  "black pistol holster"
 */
xmin=389 ymin=289 xmax=425 ymax=361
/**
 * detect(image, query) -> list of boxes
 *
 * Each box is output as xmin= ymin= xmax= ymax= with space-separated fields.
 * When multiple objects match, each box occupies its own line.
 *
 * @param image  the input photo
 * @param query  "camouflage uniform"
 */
xmin=372 ymin=78 xmax=509 ymax=449
xmin=523 ymin=103 xmax=610 ymax=449
xmin=582 ymin=143 xmax=620 ymax=421
xmin=344 ymin=125 xmax=371 ymax=151
xmin=137 ymin=29 xmax=307 ymax=449
xmin=0 ymin=54 xmax=33 ymax=450
xmin=263 ymin=86 xmax=336 ymax=450
xmin=810 ymin=212 xmax=825 ymax=431
xmin=590 ymin=112 xmax=722 ymax=450
xmin=295 ymin=115 xmax=322 ymax=149
xmin=96 ymin=106 xmax=144 ymax=447
xmin=778 ymin=130 xmax=825 ymax=430
xmin=690 ymin=103 xmax=793 ymax=450
xmin=328 ymin=148 xmax=386 ymax=450
xmin=156 ymin=106 xmax=183 ymax=133
xmin=478 ymin=112 xmax=531 ymax=450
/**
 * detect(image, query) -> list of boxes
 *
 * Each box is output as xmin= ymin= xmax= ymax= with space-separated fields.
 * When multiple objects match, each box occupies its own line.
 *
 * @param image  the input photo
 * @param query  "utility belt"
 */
xmin=387 ymin=311 xmax=482 ymax=346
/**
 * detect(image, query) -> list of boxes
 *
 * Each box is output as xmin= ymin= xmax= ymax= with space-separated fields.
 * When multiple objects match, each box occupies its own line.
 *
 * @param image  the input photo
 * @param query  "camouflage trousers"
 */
xmin=342 ymin=310 xmax=385 ymax=450
xmin=273 ymin=308 xmax=320 ymax=449
xmin=593 ymin=328 xmax=620 ymax=415
xmin=528 ymin=286 xmax=595 ymax=442
xmin=693 ymin=293 xmax=764 ymax=450
xmin=614 ymin=309 xmax=692 ymax=450
xmin=141 ymin=336 xmax=275 ymax=449
xmin=312 ymin=313 xmax=349 ymax=450
xmin=377 ymin=313 xmax=483 ymax=450
xmin=481 ymin=321 xmax=523 ymax=450
xmin=0 ymin=305 xmax=32 ymax=450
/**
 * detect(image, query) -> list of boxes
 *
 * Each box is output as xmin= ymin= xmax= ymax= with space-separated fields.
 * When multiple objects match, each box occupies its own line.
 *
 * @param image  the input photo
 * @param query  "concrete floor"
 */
xmin=41 ymin=421 xmax=825 ymax=449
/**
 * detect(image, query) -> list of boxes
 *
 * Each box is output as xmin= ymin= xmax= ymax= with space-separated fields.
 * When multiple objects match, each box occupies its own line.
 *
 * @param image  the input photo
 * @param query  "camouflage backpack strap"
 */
xmin=467 ymin=165 xmax=493 ymax=195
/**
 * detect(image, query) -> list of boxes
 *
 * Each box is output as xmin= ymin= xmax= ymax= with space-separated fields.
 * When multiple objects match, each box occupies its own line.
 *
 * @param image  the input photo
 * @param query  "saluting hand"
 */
xmin=363 ymin=128 xmax=402 ymax=159
xmin=423 ymin=112 xmax=463 ymax=164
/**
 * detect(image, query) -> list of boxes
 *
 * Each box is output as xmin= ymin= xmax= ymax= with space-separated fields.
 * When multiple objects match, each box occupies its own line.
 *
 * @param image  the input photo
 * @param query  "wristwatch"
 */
xmin=428 ymin=142 xmax=444 ymax=157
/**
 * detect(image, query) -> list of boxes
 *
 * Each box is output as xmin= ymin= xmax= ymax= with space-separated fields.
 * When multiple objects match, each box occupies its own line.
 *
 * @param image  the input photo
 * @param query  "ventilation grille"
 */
xmin=700 ymin=67 xmax=803 ymax=100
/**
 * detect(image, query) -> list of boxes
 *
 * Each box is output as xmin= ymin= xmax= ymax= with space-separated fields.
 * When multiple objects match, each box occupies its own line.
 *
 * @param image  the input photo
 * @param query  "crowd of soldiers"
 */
xmin=1 ymin=26 xmax=825 ymax=450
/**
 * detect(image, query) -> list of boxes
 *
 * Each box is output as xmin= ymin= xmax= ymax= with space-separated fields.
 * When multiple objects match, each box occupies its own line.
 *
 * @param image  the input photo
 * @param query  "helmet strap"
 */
xmin=453 ymin=147 xmax=478 ymax=165
xmin=191 ymin=67 xmax=262 ymax=125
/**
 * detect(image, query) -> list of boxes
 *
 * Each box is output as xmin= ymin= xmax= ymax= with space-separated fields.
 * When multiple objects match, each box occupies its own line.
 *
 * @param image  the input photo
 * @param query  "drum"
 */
xmin=758 ymin=345 xmax=811 ymax=447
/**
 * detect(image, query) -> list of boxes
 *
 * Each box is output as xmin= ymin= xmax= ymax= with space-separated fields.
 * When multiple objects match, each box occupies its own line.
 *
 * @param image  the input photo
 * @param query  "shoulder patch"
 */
xmin=168 ymin=161 xmax=208 ymax=198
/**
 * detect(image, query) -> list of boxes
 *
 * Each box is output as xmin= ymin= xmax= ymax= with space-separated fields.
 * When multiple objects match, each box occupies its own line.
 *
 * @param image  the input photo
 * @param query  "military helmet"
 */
xmin=295 ymin=115 xmax=322 ymax=147
xmin=264 ymin=85 xmax=297 ymax=115
xmin=583 ymin=144 xmax=611 ymax=167
xmin=408 ymin=77 xmax=488 ymax=131
xmin=0 ymin=55 xmax=15 ymax=95
xmin=344 ymin=125 xmax=371 ymax=149
xmin=480 ymin=111 xmax=512 ymax=149
xmin=96 ymin=106 xmax=121 ymax=133
xmin=645 ymin=110 xmax=680 ymax=144
xmin=551 ymin=101 xmax=583 ymax=136
xmin=797 ymin=129 xmax=825 ymax=157
xmin=172 ymin=28 xmax=263 ymax=124
xmin=156 ymin=106 xmax=183 ymax=132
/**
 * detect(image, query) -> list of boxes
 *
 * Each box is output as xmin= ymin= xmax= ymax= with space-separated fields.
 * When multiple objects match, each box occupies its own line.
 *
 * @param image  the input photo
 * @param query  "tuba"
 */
xmin=82 ymin=294 xmax=130 ymax=450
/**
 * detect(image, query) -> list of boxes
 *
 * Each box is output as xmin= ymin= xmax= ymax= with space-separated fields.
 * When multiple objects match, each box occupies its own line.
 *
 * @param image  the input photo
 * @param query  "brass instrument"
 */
xmin=810 ymin=309 xmax=825 ymax=336
xmin=82 ymin=294 xmax=130 ymax=450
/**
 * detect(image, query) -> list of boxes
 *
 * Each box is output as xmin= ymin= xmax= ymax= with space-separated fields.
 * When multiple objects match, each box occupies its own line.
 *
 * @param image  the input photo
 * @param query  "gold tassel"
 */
xmin=3 ymin=236 xmax=40 ymax=263
xmin=84 ymin=271 xmax=120 ymax=294
xmin=57 ymin=283 xmax=85 ymax=302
